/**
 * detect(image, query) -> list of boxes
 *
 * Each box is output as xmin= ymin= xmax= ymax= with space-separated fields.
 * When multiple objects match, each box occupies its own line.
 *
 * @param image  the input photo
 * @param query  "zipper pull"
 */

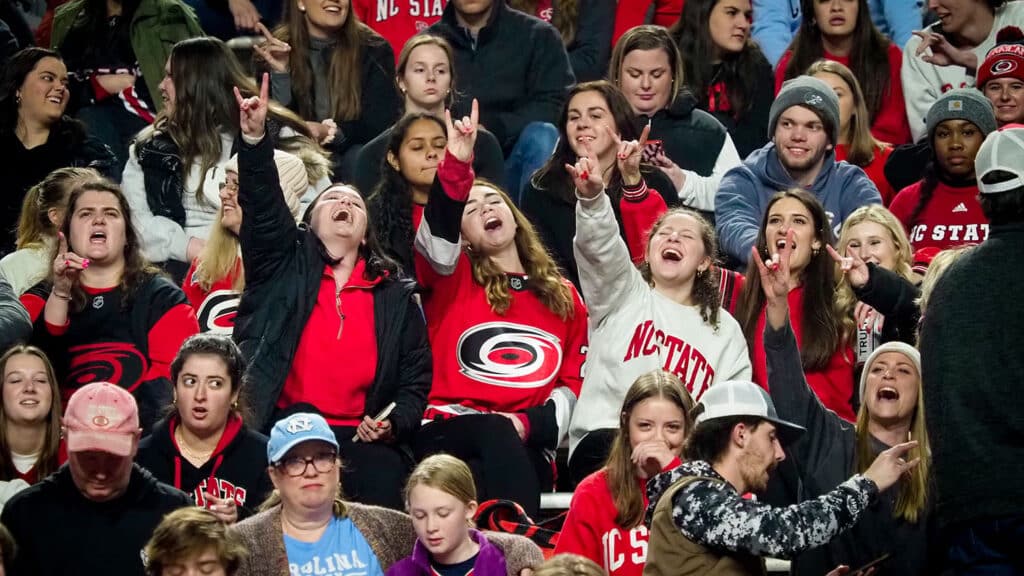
xmin=335 ymin=288 xmax=345 ymax=339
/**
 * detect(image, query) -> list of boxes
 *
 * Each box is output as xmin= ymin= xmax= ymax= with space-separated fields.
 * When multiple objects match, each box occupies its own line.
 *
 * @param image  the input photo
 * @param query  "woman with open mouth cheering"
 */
xmin=412 ymin=99 xmax=588 ymax=519
xmin=232 ymin=73 xmax=429 ymax=510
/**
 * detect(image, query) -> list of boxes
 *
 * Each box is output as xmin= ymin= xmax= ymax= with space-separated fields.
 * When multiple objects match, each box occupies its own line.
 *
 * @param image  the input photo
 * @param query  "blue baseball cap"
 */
xmin=267 ymin=413 xmax=339 ymax=464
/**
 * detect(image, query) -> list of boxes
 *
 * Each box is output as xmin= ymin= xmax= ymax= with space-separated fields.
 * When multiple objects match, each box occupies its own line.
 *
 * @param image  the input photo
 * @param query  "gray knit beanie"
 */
xmin=768 ymin=75 xmax=840 ymax=144
xmin=858 ymin=341 xmax=922 ymax=408
xmin=925 ymin=88 xmax=998 ymax=141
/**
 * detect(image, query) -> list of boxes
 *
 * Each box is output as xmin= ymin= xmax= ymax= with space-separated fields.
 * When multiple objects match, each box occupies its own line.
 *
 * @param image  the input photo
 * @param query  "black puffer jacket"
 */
xmin=644 ymin=90 xmax=728 ymax=183
xmin=232 ymin=134 xmax=431 ymax=435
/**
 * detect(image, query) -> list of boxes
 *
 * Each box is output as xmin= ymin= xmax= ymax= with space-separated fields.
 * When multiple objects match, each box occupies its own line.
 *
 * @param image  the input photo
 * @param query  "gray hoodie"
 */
xmin=715 ymin=143 xmax=881 ymax=265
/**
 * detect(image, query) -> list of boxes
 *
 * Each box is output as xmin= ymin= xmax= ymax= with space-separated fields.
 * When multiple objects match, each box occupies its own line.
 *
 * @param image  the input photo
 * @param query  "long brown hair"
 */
xmin=274 ymin=2 xmax=385 ymax=121
xmin=782 ymin=0 xmax=892 ymax=125
xmin=507 ymin=0 xmax=579 ymax=46
xmin=854 ymin=354 xmax=930 ymax=523
xmin=16 ymin=167 xmax=98 ymax=250
xmin=55 ymin=179 xmax=162 ymax=313
xmin=639 ymin=208 xmax=722 ymax=327
xmin=465 ymin=180 xmax=575 ymax=319
xmin=142 ymin=37 xmax=314 ymax=205
xmin=531 ymin=81 xmax=644 ymax=203
xmin=0 ymin=345 xmax=63 ymax=482
xmin=605 ymin=370 xmax=695 ymax=528
xmin=735 ymin=189 xmax=850 ymax=370
xmin=806 ymin=60 xmax=885 ymax=165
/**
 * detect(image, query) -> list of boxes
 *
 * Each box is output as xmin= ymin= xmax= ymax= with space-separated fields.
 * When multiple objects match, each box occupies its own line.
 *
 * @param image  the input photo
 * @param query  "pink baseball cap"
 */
xmin=63 ymin=382 xmax=140 ymax=457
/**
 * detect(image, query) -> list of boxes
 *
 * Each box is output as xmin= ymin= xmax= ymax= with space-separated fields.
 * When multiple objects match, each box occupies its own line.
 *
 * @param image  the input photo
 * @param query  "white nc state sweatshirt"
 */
xmin=902 ymin=1 xmax=1024 ymax=142
xmin=567 ymin=193 xmax=751 ymax=458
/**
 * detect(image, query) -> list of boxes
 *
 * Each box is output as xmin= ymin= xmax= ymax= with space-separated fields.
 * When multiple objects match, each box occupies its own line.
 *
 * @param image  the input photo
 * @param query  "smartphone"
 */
xmin=642 ymin=139 xmax=664 ymax=163
xmin=849 ymin=553 xmax=892 ymax=576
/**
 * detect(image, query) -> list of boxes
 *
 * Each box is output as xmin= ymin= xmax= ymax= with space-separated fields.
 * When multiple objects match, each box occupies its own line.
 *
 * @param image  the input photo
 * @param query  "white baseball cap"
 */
xmin=695 ymin=380 xmax=806 ymax=444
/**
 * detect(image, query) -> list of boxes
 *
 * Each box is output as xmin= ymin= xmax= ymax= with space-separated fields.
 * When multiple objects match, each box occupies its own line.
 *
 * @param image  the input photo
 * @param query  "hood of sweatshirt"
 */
xmin=148 ymin=413 xmax=245 ymax=491
xmin=744 ymin=142 xmax=840 ymax=192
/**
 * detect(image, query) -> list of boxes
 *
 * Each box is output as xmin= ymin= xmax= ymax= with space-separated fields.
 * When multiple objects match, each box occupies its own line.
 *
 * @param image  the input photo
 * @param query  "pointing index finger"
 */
xmin=638 ymin=122 xmax=651 ymax=150
xmin=470 ymin=98 xmax=479 ymax=127
xmin=259 ymin=72 xmax=269 ymax=103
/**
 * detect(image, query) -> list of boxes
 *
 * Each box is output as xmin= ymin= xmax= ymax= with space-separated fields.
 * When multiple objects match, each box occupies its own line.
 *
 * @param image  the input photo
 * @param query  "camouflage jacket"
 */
xmin=644 ymin=460 xmax=879 ymax=559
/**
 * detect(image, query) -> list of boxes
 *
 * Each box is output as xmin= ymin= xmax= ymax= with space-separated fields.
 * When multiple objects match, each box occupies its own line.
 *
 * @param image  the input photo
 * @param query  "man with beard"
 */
xmin=716 ymin=76 xmax=881 ymax=267
xmin=642 ymin=380 xmax=918 ymax=575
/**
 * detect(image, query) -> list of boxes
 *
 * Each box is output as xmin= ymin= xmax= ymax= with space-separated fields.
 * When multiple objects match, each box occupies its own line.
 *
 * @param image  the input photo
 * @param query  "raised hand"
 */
xmin=863 ymin=440 xmax=920 ymax=492
xmin=228 ymin=0 xmax=261 ymax=31
xmin=608 ymin=122 xmax=649 ymax=186
xmin=827 ymin=244 xmax=870 ymax=288
xmin=444 ymin=98 xmax=479 ymax=163
xmin=752 ymin=229 xmax=796 ymax=304
xmin=252 ymin=22 xmax=291 ymax=73
xmin=565 ymin=139 xmax=604 ymax=199
xmin=52 ymin=231 xmax=87 ymax=298
xmin=913 ymin=30 xmax=978 ymax=71
xmin=234 ymin=72 xmax=270 ymax=139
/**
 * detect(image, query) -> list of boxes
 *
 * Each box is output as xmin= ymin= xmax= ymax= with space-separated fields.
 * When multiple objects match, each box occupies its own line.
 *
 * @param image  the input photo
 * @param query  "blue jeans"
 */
xmin=504 ymin=121 xmax=559 ymax=206
xmin=947 ymin=516 xmax=1024 ymax=575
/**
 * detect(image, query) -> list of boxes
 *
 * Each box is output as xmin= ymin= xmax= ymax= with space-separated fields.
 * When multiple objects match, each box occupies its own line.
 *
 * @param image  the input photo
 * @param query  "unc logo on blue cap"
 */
xmin=286 ymin=415 xmax=314 ymax=434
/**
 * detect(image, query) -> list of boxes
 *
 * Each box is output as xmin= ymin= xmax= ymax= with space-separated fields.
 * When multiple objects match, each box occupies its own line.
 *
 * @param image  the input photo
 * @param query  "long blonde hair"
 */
xmin=465 ymin=180 xmax=575 ymax=320
xmin=835 ymin=204 xmax=916 ymax=338
xmin=16 ymin=168 xmax=98 ymax=250
xmin=193 ymin=146 xmax=329 ymax=292
xmin=854 ymin=355 xmax=930 ymax=523
xmin=605 ymin=370 xmax=695 ymax=528
xmin=807 ymin=60 xmax=887 ymax=165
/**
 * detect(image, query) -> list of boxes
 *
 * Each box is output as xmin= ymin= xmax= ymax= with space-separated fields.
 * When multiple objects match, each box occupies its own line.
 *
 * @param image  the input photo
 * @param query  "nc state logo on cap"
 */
xmin=285 ymin=415 xmax=314 ymax=434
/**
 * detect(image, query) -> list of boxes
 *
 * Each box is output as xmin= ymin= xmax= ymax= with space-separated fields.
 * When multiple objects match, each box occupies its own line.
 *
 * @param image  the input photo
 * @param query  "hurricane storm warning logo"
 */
xmin=457 ymin=322 xmax=562 ymax=388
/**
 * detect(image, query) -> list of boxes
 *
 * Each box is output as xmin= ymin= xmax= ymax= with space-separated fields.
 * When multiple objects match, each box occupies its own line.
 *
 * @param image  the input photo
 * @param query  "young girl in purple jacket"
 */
xmin=388 ymin=454 xmax=544 ymax=576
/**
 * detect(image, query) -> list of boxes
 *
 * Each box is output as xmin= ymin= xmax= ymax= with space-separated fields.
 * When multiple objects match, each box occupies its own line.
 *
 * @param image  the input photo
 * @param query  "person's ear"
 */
xmin=466 ymin=499 xmax=478 ymax=522
xmin=732 ymin=423 xmax=748 ymax=448
xmin=386 ymin=151 xmax=401 ymax=172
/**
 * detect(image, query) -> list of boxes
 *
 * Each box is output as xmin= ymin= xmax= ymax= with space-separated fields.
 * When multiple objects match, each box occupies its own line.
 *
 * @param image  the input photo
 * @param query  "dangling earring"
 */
xmin=812 ymin=247 xmax=820 ymax=257
xmin=231 ymin=400 xmax=239 ymax=409
xmin=15 ymin=93 xmax=21 ymax=105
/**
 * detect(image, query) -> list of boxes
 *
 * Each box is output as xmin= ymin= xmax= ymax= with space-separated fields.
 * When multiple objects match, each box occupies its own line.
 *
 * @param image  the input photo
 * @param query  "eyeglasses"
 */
xmin=275 ymin=451 xmax=338 ymax=477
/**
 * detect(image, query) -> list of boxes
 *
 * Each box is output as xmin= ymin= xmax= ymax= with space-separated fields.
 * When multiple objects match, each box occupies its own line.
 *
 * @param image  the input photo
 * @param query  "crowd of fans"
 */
xmin=0 ymin=0 xmax=1022 ymax=574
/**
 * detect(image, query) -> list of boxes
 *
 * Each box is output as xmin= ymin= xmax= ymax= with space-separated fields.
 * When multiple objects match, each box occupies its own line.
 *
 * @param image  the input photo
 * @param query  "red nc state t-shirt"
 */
xmin=353 ymin=0 xmax=446 ymax=65
xmin=889 ymin=179 xmax=989 ymax=252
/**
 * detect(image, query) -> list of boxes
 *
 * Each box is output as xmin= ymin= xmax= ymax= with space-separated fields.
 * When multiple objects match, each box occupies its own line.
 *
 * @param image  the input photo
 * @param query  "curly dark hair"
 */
xmin=639 ymin=208 xmax=722 ymax=328
xmin=367 ymin=113 xmax=447 ymax=272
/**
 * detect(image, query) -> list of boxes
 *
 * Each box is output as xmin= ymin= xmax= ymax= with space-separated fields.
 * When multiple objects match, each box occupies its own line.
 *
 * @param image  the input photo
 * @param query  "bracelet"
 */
xmin=51 ymin=291 xmax=72 ymax=301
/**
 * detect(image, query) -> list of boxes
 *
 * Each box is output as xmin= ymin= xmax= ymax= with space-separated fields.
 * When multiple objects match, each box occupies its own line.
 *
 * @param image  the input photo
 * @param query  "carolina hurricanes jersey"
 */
xmin=353 ymin=0 xmax=446 ymax=64
xmin=417 ymin=252 xmax=588 ymax=420
xmin=890 ymin=179 xmax=989 ymax=253
xmin=182 ymin=258 xmax=242 ymax=334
